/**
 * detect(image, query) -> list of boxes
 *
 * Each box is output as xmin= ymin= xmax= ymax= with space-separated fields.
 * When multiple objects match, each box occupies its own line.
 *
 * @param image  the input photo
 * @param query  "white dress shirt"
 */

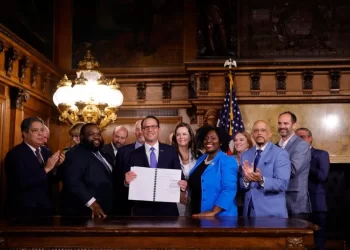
xmin=144 ymin=141 xmax=159 ymax=166
xmin=111 ymin=142 xmax=118 ymax=156
xmin=25 ymin=142 xmax=44 ymax=163
xmin=278 ymin=133 xmax=295 ymax=149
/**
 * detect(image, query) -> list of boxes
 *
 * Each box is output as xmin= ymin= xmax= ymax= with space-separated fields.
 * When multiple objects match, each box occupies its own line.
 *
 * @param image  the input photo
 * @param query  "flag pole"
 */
xmin=224 ymin=59 xmax=237 ymax=136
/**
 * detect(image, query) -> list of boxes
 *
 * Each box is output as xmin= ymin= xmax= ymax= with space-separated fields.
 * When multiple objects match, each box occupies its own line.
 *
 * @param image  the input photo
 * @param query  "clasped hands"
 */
xmin=125 ymin=171 xmax=187 ymax=191
xmin=242 ymin=160 xmax=262 ymax=182
xmin=44 ymin=150 xmax=65 ymax=173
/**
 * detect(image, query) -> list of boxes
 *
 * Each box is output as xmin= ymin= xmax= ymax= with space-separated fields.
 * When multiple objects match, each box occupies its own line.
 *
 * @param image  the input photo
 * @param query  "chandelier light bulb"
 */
xmin=53 ymin=50 xmax=123 ymax=129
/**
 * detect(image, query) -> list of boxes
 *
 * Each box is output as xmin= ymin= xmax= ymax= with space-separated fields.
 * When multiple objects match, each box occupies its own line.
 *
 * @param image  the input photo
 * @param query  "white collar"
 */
xmin=144 ymin=141 xmax=159 ymax=152
xmin=278 ymin=133 xmax=295 ymax=149
xmin=256 ymin=142 xmax=268 ymax=152
xmin=25 ymin=142 xmax=40 ymax=153
xmin=111 ymin=142 xmax=117 ymax=151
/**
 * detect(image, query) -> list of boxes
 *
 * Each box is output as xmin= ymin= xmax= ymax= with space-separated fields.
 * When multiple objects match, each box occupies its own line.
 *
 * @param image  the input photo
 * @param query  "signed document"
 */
xmin=128 ymin=166 xmax=181 ymax=203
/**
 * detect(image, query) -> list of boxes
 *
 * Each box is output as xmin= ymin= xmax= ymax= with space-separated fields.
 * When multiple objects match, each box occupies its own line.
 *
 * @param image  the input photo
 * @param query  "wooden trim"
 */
xmin=0 ymin=25 xmax=63 ymax=75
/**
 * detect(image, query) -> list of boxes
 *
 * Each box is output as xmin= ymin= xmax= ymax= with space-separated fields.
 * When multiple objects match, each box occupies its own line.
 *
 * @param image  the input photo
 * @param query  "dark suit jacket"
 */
xmin=309 ymin=147 xmax=330 ymax=212
xmin=103 ymin=143 xmax=116 ymax=165
xmin=126 ymin=142 xmax=182 ymax=216
xmin=113 ymin=142 xmax=136 ymax=215
xmin=4 ymin=142 xmax=52 ymax=218
xmin=61 ymin=144 xmax=113 ymax=216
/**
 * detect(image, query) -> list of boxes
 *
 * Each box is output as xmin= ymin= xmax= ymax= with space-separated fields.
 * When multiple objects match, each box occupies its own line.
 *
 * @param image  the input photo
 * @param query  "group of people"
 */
xmin=4 ymin=111 xmax=329 ymax=249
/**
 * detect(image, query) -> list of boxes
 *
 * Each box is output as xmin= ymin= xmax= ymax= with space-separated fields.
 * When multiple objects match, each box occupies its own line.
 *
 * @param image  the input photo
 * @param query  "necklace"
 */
xmin=204 ymin=155 xmax=213 ymax=165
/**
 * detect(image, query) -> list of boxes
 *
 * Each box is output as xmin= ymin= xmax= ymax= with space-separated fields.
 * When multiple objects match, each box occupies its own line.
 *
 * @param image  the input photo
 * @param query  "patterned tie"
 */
xmin=254 ymin=149 xmax=262 ymax=170
xmin=35 ymin=148 xmax=44 ymax=166
xmin=150 ymin=147 xmax=157 ymax=168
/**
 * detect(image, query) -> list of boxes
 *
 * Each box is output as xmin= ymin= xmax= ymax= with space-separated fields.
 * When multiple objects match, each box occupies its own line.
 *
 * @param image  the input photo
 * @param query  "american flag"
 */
xmin=217 ymin=72 xmax=245 ymax=154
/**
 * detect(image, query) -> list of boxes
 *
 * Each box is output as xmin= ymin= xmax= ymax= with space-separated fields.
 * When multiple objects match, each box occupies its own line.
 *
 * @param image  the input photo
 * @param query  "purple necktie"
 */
xmin=150 ymin=147 xmax=157 ymax=168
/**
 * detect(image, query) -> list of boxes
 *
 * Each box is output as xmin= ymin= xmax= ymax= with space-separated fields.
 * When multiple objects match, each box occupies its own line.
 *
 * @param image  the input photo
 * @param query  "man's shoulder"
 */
xmin=312 ymin=148 xmax=329 ymax=157
xmin=103 ymin=143 xmax=113 ymax=150
xmin=159 ymin=143 xmax=177 ymax=153
xmin=119 ymin=143 xmax=136 ymax=151
xmin=7 ymin=142 xmax=29 ymax=155
xmin=286 ymin=135 xmax=309 ymax=151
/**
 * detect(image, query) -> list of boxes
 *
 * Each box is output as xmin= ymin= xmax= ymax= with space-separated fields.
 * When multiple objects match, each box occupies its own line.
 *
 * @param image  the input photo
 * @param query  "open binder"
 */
xmin=128 ymin=166 xmax=181 ymax=203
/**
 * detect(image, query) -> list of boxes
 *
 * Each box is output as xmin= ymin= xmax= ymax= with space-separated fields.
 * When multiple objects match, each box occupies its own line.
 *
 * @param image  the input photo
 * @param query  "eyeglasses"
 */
xmin=142 ymin=125 xmax=159 ymax=130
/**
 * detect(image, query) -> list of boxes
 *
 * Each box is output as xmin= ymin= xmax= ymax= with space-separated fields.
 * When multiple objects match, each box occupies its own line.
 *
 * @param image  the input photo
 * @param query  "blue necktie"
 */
xmin=254 ymin=149 xmax=262 ymax=170
xmin=150 ymin=147 xmax=157 ymax=168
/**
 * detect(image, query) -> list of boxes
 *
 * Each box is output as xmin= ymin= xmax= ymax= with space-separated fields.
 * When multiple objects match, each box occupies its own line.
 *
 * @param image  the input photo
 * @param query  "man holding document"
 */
xmin=124 ymin=116 xmax=187 ymax=216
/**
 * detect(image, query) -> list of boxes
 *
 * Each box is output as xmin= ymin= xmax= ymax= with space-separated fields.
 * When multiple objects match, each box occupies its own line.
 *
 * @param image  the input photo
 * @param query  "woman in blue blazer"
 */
xmin=188 ymin=127 xmax=238 ymax=216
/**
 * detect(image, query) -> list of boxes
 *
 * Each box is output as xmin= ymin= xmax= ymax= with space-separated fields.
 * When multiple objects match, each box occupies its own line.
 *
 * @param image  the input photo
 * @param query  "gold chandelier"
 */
xmin=53 ymin=50 xmax=123 ymax=129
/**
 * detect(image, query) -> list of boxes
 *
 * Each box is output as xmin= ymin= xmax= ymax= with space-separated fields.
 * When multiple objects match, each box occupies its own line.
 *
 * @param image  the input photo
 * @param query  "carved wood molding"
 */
xmin=5 ymin=47 xmax=19 ymax=77
xmin=196 ymin=109 xmax=205 ymax=127
xmin=10 ymin=87 xmax=30 ymax=110
xmin=31 ymin=64 xmax=41 ymax=88
xmin=329 ymin=70 xmax=341 ymax=94
xmin=302 ymin=70 xmax=314 ymax=94
xmin=19 ymin=56 xmax=31 ymax=83
xmin=250 ymin=71 xmax=261 ymax=96
xmin=0 ymin=39 xmax=5 ymax=54
xmin=287 ymin=237 xmax=303 ymax=248
xmin=42 ymin=72 xmax=51 ymax=91
xmin=188 ymin=73 xmax=197 ymax=99
xmin=136 ymin=82 xmax=146 ymax=100
xmin=199 ymin=72 xmax=209 ymax=92
xmin=162 ymin=81 xmax=172 ymax=100
xmin=276 ymin=71 xmax=287 ymax=94
xmin=0 ymin=24 xmax=62 ymax=73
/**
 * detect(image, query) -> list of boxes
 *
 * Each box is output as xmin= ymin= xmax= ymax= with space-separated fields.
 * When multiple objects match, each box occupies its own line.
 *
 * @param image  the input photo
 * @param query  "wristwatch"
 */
xmin=259 ymin=177 xmax=264 ymax=185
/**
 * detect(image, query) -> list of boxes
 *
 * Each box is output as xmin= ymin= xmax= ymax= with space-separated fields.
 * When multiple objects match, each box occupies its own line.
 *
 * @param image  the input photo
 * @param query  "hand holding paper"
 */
xmin=128 ymin=166 xmax=182 ymax=203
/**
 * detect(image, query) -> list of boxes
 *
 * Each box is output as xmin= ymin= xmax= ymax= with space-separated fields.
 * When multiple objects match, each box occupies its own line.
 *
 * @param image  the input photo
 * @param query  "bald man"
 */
xmin=113 ymin=120 xmax=145 ymax=216
xmin=103 ymin=126 xmax=128 ymax=165
xmin=240 ymin=120 xmax=291 ymax=218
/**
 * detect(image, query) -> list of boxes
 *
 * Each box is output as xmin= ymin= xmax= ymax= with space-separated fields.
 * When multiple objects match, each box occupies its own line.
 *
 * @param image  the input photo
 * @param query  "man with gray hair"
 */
xmin=42 ymin=124 xmax=50 ymax=148
xmin=296 ymin=127 xmax=330 ymax=250
xmin=103 ymin=125 xmax=128 ymax=164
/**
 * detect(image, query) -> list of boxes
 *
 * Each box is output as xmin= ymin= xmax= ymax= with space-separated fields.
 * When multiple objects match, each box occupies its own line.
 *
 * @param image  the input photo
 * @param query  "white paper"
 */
xmin=128 ymin=166 xmax=181 ymax=203
xmin=155 ymin=169 xmax=181 ymax=203
xmin=128 ymin=166 xmax=155 ymax=202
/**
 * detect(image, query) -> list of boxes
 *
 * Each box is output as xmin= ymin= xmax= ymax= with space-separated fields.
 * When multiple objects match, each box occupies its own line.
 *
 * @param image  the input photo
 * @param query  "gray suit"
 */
xmin=283 ymin=134 xmax=312 ymax=215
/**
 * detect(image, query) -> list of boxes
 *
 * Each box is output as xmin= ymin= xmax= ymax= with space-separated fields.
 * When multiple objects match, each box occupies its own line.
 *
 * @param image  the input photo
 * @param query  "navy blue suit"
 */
xmin=126 ymin=143 xmax=182 ymax=216
xmin=103 ymin=143 xmax=116 ymax=165
xmin=309 ymin=147 xmax=330 ymax=250
xmin=113 ymin=142 xmax=137 ymax=215
xmin=61 ymin=144 xmax=113 ymax=216
xmin=5 ymin=142 xmax=52 ymax=218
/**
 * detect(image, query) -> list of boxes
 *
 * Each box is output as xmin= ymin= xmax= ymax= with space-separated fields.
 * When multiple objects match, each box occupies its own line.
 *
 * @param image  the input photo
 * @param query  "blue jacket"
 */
xmin=189 ymin=150 xmax=238 ymax=216
xmin=240 ymin=142 xmax=291 ymax=218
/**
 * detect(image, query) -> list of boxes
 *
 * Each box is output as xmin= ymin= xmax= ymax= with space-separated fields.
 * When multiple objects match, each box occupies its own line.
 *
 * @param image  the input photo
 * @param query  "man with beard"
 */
xmin=277 ymin=111 xmax=311 ymax=220
xmin=240 ymin=120 xmax=290 ymax=218
xmin=61 ymin=123 xmax=113 ymax=217
xmin=113 ymin=120 xmax=145 ymax=215
xmin=104 ymin=125 xmax=128 ymax=164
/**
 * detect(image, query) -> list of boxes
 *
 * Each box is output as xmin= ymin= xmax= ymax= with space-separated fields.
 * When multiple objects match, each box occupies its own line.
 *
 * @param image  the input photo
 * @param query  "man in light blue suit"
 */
xmin=277 ymin=111 xmax=311 ymax=220
xmin=240 ymin=120 xmax=291 ymax=218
